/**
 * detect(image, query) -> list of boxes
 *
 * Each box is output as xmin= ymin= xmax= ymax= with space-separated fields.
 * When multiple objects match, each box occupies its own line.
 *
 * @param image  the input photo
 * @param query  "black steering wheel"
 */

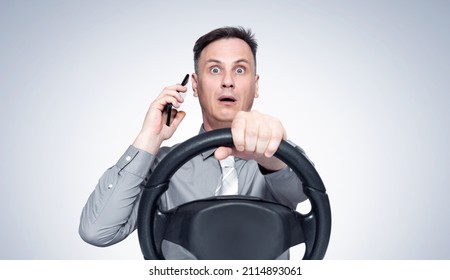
xmin=137 ymin=128 xmax=331 ymax=259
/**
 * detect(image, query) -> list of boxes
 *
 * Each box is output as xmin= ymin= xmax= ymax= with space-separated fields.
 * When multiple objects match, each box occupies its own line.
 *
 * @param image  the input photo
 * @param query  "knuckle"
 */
xmin=272 ymin=130 xmax=283 ymax=141
xmin=246 ymin=126 xmax=258 ymax=138
xmin=232 ymin=117 xmax=246 ymax=130
xmin=259 ymin=127 xmax=271 ymax=141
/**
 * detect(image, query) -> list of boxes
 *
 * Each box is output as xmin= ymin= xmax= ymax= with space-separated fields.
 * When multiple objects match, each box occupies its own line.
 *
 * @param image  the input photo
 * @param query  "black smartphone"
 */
xmin=165 ymin=74 xmax=189 ymax=126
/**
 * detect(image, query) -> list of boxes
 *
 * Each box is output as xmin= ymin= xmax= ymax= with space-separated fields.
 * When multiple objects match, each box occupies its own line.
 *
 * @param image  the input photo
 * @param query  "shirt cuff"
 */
xmin=115 ymin=145 xmax=154 ymax=179
xmin=263 ymin=165 xmax=294 ymax=180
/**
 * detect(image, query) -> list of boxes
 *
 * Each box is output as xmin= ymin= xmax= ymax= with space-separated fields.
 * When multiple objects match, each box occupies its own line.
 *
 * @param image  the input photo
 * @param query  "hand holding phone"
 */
xmin=165 ymin=74 xmax=189 ymax=126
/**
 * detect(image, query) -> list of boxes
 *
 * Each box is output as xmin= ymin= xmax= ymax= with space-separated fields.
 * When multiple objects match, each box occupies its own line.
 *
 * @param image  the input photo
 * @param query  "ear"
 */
xmin=254 ymin=74 xmax=260 ymax=98
xmin=191 ymin=72 xmax=199 ymax=97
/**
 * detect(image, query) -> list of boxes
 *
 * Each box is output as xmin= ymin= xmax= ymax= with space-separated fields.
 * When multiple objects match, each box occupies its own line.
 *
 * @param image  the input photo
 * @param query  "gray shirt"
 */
xmin=79 ymin=129 xmax=308 ymax=259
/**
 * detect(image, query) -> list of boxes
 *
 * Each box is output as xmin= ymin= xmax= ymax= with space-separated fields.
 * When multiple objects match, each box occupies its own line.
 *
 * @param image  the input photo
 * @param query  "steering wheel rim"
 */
xmin=137 ymin=128 xmax=331 ymax=259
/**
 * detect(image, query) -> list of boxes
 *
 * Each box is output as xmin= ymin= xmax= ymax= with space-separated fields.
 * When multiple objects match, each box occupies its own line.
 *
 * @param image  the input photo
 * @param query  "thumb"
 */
xmin=170 ymin=110 xmax=186 ymax=129
xmin=214 ymin=146 xmax=233 ymax=160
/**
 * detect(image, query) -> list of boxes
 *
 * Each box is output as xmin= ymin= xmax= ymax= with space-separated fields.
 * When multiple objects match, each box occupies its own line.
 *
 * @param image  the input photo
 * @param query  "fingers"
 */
xmin=140 ymin=83 xmax=188 ymax=135
xmin=169 ymin=110 xmax=186 ymax=130
xmin=265 ymin=128 xmax=284 ymax=157
xmin=155 ymin=84 xmax=187 ymax=110
xmin=231 ymin=116 xmax=246 ymax=152
xmin=231 ymin=111 xmax=286 ymax=158
xmin=150 ymin=83 xmax=188 ymax=126
xmin=133 ymin=81 xmax=189 ymax=154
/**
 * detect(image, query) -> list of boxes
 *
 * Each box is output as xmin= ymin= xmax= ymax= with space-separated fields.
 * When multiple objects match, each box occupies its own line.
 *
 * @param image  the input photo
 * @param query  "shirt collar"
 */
xmin=199 ymin=125 xmax=216 ymax=160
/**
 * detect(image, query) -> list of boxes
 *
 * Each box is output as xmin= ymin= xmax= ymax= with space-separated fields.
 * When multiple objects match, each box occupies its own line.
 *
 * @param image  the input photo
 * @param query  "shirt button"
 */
xmin=125 ymin=155 xmax=132 ymax=161
xmin=107 ymin=184 xmax=113 ymax=189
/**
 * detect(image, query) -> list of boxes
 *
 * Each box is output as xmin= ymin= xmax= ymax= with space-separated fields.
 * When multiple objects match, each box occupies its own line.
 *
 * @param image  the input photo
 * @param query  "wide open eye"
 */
xmin=210 ymin=66 xmax=221 ymax=74
xmin=235 ymin=67 xmax=245 ymax=74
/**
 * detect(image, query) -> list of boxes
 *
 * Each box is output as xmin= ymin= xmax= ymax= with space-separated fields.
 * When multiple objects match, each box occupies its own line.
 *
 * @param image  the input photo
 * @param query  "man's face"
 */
xmin=192 ymin=38 xmax=259 ymax=130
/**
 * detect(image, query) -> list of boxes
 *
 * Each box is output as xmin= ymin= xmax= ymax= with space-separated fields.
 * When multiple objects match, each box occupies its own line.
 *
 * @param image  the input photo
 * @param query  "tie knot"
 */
xmin=220 ymin=156 xmax=235 ymax=168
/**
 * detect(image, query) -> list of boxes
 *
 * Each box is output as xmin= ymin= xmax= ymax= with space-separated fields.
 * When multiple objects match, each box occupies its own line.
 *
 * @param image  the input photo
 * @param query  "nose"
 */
xmin=221 ymin=71 xmax=234 ymax=89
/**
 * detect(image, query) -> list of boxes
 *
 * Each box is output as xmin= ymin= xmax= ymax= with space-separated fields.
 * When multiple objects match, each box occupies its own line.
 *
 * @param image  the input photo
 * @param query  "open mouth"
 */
xmin=218 ymin=95 xmax=237 ymax=103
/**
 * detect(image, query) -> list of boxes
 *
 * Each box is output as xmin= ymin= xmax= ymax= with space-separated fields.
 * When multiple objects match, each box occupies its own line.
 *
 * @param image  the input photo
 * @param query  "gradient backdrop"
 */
xmin=1 ymin=0 xmax=449 ymax=259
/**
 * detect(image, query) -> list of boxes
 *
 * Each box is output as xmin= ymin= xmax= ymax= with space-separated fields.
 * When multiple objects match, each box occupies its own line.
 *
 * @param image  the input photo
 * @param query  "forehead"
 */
xmin=199 ymin=38 xmax=255 ymax=65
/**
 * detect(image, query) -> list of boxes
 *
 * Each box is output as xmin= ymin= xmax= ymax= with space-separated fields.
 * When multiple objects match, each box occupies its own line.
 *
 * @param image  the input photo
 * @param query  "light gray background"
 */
xmin=1 ymin=0 xmax=449 ymax=259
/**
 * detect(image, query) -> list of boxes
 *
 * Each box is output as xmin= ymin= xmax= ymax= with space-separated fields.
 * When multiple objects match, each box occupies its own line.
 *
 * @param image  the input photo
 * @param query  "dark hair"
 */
xmin=193 ymin=26 xmax=258 ymax=73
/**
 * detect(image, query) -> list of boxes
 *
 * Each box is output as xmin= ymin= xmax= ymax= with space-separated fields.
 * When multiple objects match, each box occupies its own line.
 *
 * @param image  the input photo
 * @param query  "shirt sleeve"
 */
xmin=78 ymin=145 xmax=154 ymax=247
xmin=263 ymin=142 xmax=311 ymax=209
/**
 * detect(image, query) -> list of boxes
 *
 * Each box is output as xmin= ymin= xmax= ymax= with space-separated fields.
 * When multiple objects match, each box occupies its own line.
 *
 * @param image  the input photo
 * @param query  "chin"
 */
xmin=219 ymin=111 xmax=238 ymax=121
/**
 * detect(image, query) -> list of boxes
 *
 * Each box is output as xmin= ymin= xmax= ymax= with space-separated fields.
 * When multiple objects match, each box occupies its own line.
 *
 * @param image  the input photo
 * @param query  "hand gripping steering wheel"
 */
xmin=137 ymin=128 xmax=331 ymax=259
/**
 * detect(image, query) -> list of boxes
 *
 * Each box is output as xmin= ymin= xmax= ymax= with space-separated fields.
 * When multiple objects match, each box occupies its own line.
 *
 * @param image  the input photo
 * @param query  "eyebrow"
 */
xmin=205 ymin=58 xmax=251 ymax=65
xmin=234 ymin=59 xmax=251 ymax=65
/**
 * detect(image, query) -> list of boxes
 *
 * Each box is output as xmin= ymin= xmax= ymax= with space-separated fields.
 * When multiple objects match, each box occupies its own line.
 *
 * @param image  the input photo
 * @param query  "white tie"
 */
xmin=215 ymin=156 xmax=239 ymax=196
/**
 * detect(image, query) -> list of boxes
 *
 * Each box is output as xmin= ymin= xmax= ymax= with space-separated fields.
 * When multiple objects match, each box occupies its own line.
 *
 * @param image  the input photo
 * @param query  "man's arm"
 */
xmin=260 ymin=143 xmax=310 ymax=209
xmin=79 ymin=146 xmax=153 ymax=246
xmin=79 ymin=82 xmax=188 ymax=246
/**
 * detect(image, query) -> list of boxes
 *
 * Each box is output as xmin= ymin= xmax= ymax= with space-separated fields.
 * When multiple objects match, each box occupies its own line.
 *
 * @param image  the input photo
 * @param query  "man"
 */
xmin=79 ymin=26 xmax=308 ymax=259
